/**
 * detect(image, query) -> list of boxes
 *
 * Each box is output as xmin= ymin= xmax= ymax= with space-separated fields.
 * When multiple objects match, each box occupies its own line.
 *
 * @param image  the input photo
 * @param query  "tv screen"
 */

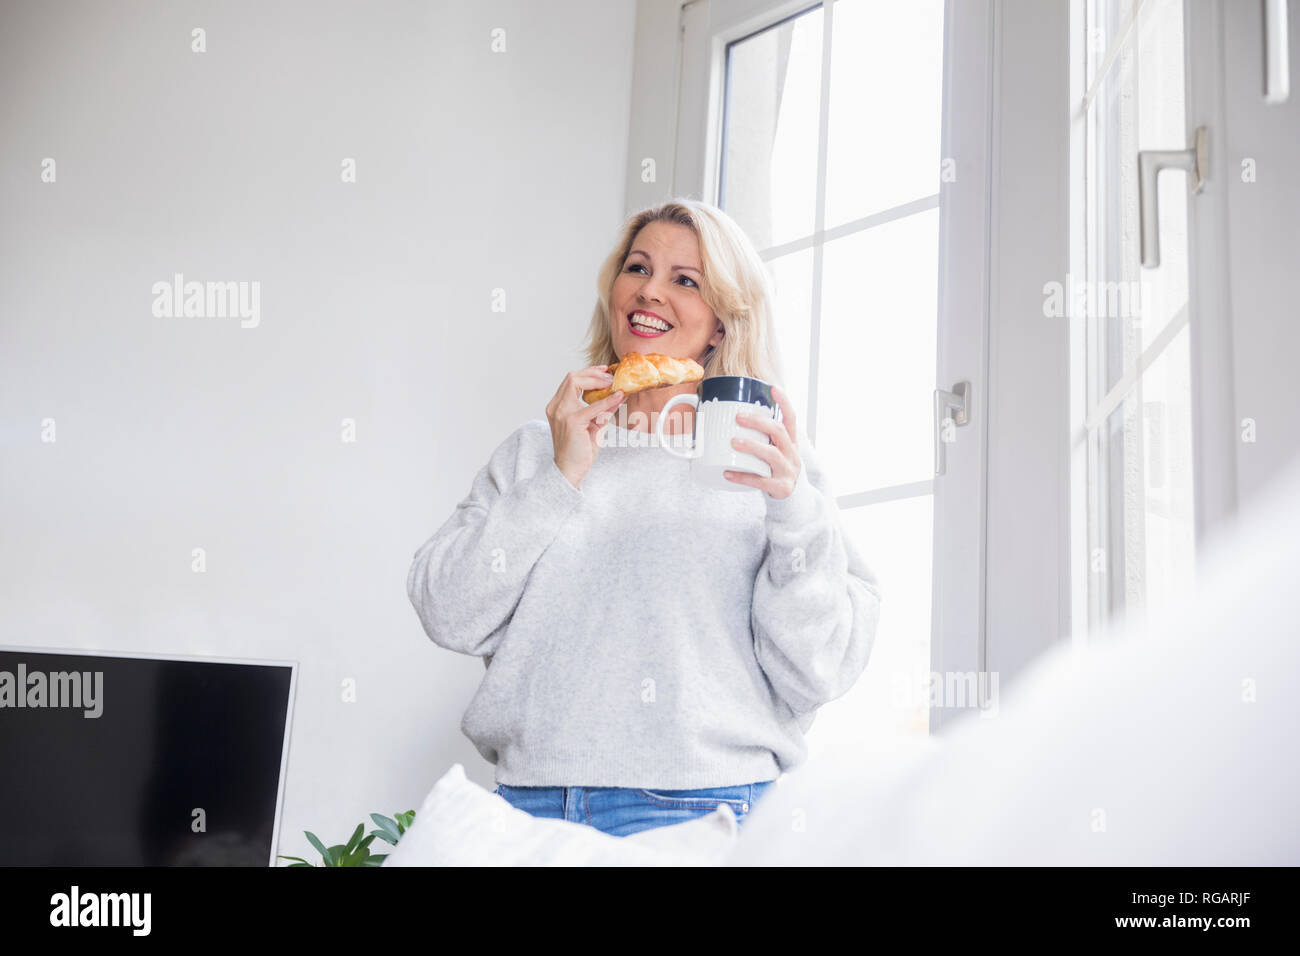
xmin=0 ymin=648 xmax=295 ymax=866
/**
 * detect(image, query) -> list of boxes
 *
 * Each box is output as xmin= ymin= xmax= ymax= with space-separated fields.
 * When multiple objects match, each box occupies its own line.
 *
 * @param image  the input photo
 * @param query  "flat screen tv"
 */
xmin=0 ymin=647 xmax=296 ymax=866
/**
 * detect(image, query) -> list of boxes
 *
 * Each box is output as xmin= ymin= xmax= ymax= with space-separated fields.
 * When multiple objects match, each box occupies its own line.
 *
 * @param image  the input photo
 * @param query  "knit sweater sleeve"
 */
xmin=750 ymin=438 xmax=883 ymax=718
xmin=406 ymin=420 xmax=582 ymax=657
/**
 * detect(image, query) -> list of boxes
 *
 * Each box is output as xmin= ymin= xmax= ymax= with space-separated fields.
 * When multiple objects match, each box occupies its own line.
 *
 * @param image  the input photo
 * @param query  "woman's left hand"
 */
xmin=724 ymin=384 xmax=802 ymax=499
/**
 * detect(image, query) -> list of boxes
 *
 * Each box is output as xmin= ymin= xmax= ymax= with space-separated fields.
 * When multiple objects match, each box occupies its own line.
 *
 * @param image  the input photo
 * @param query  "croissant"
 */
xmin=583 ymin=352 xmax=704 ymax=403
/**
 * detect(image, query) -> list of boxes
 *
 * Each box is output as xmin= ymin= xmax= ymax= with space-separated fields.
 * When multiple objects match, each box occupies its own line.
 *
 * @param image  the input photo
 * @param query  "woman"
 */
xmin=406 ymin=198 xmax=882 ymax=838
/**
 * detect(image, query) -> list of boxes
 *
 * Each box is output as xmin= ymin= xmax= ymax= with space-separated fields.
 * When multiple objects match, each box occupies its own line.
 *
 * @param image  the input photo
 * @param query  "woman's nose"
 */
xmin=639 ymin=278 xmax=667 ymax=302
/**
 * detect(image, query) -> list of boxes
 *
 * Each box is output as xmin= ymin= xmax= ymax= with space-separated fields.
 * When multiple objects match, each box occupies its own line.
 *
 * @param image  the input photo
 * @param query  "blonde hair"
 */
xmin=583 ymin=198 xmax=785 ymax=386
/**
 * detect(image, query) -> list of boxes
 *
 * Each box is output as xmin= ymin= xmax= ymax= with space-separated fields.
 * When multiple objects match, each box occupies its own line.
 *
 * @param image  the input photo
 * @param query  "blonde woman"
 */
xmin=407 ymin=198 xmax=882 ymax=837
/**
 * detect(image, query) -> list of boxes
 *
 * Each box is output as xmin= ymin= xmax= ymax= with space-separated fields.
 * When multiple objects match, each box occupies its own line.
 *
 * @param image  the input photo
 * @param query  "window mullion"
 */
xmin=1079 ymin=0 xmax=1147 ymax=116
xmin=806 ymin=0 xmax=834 ymax=445
xmin=757 ymin=193 xmax=941 ymax=261
xmin=1083 ymin=301 xmax=1188 ymax=432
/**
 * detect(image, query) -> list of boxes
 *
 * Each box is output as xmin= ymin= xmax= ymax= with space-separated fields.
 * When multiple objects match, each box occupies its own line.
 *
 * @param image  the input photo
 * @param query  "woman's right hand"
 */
xmin=545 ymin=365 xmax=625 ymax=490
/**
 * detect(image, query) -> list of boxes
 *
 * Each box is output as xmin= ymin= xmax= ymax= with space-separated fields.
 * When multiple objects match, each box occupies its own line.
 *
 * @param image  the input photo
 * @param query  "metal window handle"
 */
xmin=1138 ymin=125 xmax=1208 ymax=269
xmin=934 ymin=381 xmax=970 ymax=477
xmin=1266 ymin=0 xmax=1291 ymax=104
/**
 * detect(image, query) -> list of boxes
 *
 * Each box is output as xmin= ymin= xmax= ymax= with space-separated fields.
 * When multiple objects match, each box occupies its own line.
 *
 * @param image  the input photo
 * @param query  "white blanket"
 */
xmin=383 ymin=763 xmax=740 ymax=866
xmin=729 ymin=452 xmax=1300 ymax=865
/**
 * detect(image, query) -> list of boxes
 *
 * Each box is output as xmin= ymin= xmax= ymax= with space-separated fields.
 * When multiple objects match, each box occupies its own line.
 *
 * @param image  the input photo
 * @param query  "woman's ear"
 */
xmin=708 ymin=320 xmax=725 ymax=348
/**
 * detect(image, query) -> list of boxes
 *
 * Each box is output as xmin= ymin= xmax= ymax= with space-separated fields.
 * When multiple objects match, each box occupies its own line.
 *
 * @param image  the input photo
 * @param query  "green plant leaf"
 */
xmin=343 ymin=823 xmax=365 ymax=856
xmin=346 ymin=837 xmax=377 ymax=866
xmin=305 ymin=831 xmax=330 ymax=862
xmin=288 ymin=862 xmax=313 ymax=867
xmin=370 ymin=814 xmax=401 ymax=843
xmin=298 ymin=814 xmax=412 ymax=867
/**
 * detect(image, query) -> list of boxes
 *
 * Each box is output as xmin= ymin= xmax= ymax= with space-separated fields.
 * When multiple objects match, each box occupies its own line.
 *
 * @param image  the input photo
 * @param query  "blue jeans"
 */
xmin=492 ymin=781 xmax=776 ymax=837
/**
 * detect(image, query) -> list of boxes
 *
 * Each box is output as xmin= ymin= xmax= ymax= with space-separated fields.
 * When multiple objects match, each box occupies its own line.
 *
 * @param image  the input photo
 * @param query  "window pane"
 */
xmin=1133 ymin=0 xmax=1188 ymax=354
xmin=1084 ymin=0 xmax=1187 ymax=414
xmin=824 ymin=0 xmax=944 ymax=229
xmin=721 ymin=5 xmax=824 ymax=251
xmin=1086 ymin=0 xmax=1139 ymax=92
xmin=1080 ymin=0 xmax=1194 ymax=640
xmin=766 ymin=249 xmax=814 ymax=422
xmin=1087 ymin=7 xmax=1139 ymax=405
xmin=1099 ymin=322 xmax=1196 ymax=631
xmin=817 ymin=209 xmax=939 ymax=492
xmin=808 ymin=494 xmax=932 ymax=757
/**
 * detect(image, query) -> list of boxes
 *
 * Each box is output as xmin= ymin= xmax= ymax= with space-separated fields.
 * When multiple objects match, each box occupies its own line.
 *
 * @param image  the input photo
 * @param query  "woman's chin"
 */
xmin=623 ymin=332 xmax=672 ymax=346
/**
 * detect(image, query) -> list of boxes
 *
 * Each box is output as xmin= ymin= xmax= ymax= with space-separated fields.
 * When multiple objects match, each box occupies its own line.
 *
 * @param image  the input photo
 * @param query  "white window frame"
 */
xmin=1067 ymin=0 xmax=1236 ymax=642
xmin=699 ymin=2 xmax=942 ymax=484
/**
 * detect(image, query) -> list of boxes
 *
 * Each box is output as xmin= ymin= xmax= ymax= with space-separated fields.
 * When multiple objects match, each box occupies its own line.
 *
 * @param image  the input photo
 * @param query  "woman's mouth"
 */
xmin=627 ymin=310 xmax=672 ymax=337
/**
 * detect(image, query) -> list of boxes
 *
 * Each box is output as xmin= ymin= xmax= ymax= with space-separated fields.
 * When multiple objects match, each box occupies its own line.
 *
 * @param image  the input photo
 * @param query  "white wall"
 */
xmin=625 ymin=0 xmax=684 ymax=211
xmin=0 ymin=0 xmax=637 ymax=861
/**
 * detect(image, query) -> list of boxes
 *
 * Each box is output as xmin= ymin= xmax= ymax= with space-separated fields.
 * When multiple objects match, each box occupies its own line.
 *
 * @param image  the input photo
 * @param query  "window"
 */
xmin=718 ymin=0 xmax=945 ymax=745
xmin=1073 ymin=0 xmax=1196 ymax=637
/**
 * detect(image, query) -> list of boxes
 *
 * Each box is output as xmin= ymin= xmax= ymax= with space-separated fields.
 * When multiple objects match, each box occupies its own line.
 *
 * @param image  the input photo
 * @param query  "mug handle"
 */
xmin=656 ymin=393 xmax=699 ymax=459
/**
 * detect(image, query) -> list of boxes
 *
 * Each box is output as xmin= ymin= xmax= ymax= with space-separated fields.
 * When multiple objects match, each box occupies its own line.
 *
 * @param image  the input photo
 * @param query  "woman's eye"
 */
xmin=626 ymin=263 xmax=697 ymax=288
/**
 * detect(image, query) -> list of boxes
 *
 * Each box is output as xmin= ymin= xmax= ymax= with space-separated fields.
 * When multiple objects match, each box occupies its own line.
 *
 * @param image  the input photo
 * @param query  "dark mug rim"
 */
xmin=695 ymin=374 xmax=779 ymax=410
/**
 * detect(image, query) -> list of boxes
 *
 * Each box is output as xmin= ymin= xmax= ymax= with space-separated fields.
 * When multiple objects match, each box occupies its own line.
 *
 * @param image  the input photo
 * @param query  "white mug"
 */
xmin=655 ymin=376 xmax=783 ymax=491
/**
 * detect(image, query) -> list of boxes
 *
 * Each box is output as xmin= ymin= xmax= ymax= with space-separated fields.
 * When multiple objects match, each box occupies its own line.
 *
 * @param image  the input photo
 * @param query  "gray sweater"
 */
xmin=406 ymin=418 xmax=882 ymax=788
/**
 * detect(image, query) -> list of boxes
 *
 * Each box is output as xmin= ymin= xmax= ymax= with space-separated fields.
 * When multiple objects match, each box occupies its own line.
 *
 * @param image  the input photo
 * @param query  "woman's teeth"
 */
xmin=628 ymin=312 xmax=670 ymax=336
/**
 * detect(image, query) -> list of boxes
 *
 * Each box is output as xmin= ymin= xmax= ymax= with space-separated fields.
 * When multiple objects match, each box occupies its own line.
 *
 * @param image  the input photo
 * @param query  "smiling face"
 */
xmin=609 ymin=221 xmax=724 ymax=365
